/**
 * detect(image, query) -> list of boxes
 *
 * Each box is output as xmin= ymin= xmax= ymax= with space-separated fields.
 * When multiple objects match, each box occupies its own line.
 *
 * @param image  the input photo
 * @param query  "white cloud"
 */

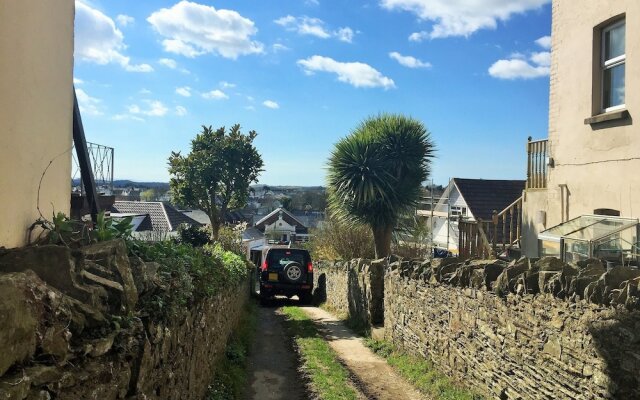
xmin=488 ymin=59 xmax=549 ymax=79
xmin=530 ymin=51 xmax=551 ymax=67
xmin=275 ymin=15 xmax=355 ymax=42
xmin=128 ymin=100 xmax=169 ymax=116
xmin=113 ymin=114 xmax=145 ymax=122
xmin=175 ymin=86 xmax=192 ymax=97
xmin=489 ymin=37 xmax=551 ymax=79
xmin=116 ymin=14 xmax=134 ymax=27
xmin=297 ymin=55 xmax=395 ymax=89
xmin=75 ymin=1 xmax=153 ymax=72
xmin=159 ymin=58 xmax=178 ymax=69
xmin=272 ymin=43 xmax=290 ymax=52
xmin=73 ymin=78 xmax=84 ymax=85
xmin=306 ymin=0 xmax=320 ymax=5
xmin=389 ymin=51 xmax=431 ymax=68
xmin=336 ymin=27 xmax=355 ymax=43
xmin=202 ymin=89 xmax=229 ymax=100
xmin=76 ymin=88 xmax=103 ymax=116
xmin=382 ymin=0 xmax=550 ymax=39
xmin=175 ymin=106 xmax=188 ymax=116
xmin=125 ymin=64 xmax=154 ymax=72
xmin=535 ymin=35 xmax=552 ymax=49
xmin=220 ymin=81 xmax=236 ymax=89
xmin=245 ymin=105 xmax=256 ymax=111
xmin=263 ymin=100 xmax=280 ymax=109
xmin=139 ymin=88 xmax=152 ymax=95
xmin=147 ymin=1 xmax=264 ymax=59
xmin=408 ymin=31 xmax=429 ymax=42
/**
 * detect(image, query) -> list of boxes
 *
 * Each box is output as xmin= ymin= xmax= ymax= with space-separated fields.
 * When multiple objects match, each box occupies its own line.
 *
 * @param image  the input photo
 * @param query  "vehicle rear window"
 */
xmin=268 ymin=249 xmax=308 ymax=267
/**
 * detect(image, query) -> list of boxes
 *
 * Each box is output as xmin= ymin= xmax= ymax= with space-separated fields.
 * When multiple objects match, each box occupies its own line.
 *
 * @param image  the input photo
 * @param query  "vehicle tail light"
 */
xmin=307 ymin=261 xmax=313 ymax=273
xmin=261 ymin=260 xmax=268 ymax=272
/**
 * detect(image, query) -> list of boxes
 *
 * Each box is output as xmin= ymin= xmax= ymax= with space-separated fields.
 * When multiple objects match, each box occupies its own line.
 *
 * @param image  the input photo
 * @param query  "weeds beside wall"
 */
xmin=314 ymin=257 xmax=640 ymax=399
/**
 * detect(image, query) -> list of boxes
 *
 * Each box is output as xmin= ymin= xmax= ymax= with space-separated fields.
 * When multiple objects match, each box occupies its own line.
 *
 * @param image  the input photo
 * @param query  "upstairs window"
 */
xmin=602 ymin=20 xmax=625 ymax=112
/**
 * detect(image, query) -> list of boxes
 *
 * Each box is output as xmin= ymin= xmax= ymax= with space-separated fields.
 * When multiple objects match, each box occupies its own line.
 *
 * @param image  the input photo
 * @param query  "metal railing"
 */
xmin=526 ymin=137 xmax=548 ymax=189
xmin=72 ymin=142 xmax=114 ymax=194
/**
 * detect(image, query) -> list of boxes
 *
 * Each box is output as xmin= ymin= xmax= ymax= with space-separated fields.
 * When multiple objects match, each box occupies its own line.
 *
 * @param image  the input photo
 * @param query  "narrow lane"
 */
xmin=245 ymin=299 xmax=308 ymax=400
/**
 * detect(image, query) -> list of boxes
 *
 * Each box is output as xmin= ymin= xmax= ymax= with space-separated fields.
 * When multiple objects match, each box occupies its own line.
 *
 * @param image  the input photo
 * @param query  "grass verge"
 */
xmin=318 ymin=303 xmax=369 ymax=337
xmin=281 ymin=306 xmax=360 ymax=400
xmin=205 ymin=301 xmax=257 ymax=400
xmin=364 ymin=339 xmax=484 ymax=400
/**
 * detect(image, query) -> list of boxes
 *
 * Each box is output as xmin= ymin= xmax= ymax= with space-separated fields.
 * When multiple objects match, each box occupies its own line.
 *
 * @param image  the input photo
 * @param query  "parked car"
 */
xmin=258 ymin=247 xmax=313 ymax=305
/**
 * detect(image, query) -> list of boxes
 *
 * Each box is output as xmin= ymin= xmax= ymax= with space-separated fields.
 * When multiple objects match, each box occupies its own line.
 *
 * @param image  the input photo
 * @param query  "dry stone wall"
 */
xmin=313 ymin=259 xmax=384 ymax=329
xmin=314 ymin=257 xmax=640 ymax=399
xmin=0 ymin=240 xmax=249 ymax=400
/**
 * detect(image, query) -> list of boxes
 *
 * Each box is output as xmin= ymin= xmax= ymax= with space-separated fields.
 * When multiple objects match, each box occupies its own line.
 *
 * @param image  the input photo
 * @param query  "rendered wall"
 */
xmin=522 ymin=0 xmax=640 ymax=254
xmin=0 ymin=0 xmax=74 ymax=248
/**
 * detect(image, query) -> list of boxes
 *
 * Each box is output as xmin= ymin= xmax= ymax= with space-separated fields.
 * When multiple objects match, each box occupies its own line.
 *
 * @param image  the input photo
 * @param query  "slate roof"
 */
xmin=110 ymin=201 xmax=201 ymax=232
xmin=255 ymin=208 xmax=309 ymax=234
xmin=453 ymin=178 xmax=525 ymax=220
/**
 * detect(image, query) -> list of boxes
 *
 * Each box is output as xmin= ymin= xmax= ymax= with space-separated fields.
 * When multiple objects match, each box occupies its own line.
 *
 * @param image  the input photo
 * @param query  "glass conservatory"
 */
xmin=538 ymin=215 xmax=639 ymax=265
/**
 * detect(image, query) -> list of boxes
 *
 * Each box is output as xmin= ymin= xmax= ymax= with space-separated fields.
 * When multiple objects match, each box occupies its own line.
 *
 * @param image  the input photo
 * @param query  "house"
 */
xmin=0 ymin=0 xmax=74 ymax=248
xmin=254 ymin=207 xmax=310 ymax=244
xmin=110 ymin=201 xmax=200 ymax=236
xmin=421 ymin=178 xmax=525 ymax=254
xmin=521 ymin=1 xmax=640 ymax=263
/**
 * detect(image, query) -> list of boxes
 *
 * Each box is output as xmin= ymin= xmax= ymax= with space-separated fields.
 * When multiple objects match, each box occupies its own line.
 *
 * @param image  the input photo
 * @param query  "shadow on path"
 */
xmin=244 ymin=298 xmax=308 ymax=400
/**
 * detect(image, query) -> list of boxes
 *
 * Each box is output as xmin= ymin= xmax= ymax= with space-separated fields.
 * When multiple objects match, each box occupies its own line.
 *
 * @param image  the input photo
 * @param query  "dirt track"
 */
xmin=245 ymin=299 xmax=307 ymax=400
xmin=245 ymin=298 xmax=424 ymax=400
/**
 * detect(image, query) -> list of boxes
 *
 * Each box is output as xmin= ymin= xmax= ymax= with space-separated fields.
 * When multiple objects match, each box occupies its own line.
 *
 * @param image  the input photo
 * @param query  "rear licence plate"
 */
xmin=268 ymin=273 xmax=278 ymax=281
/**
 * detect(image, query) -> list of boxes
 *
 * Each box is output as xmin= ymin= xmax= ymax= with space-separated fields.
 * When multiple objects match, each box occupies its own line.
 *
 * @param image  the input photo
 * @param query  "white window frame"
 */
xmin=601 ymin=19 xmax=626 ymax=113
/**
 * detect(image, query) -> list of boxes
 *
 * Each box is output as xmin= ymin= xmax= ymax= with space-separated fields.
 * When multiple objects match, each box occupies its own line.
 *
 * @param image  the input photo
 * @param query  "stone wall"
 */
xmin=316 ymin=256 xmax=640 ymax=399
xmin=0 ymin=240 xmax=249 ymax=400
xmin=313 ymin=259 xmax=385 ymax=329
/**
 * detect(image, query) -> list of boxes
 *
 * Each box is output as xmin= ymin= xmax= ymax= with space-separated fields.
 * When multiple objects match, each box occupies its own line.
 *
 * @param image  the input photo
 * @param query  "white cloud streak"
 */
xmin=128 ymin=101 xmax=169 ymax=116
xmin=389 ymin=52 xmax=431 ymax=68
xmin=202 ymin=89 xmax=229 ymax=100
xmin=76 ymin=88 xmax=103 ymax=116
xmin=275 ymin=15 xmax=355 ymax=43
xmin=116 ymin=14 xmax=134 ymax=27
xmin=175 ymin=86 xmax=192 ymax=97
xmin=263 ymin=100 xmax=280 ymax=109
xmin=147 ymin=1 xmax=264 ymax=59
xmin=297 ymin=55 xmax=395 ymax=89
xmin=382 ymin=0 xmax=550 ymax=39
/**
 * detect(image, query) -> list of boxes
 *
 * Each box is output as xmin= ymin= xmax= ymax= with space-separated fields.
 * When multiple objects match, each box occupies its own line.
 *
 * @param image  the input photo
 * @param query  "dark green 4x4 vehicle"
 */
xmin=258 ymin=247 xmax=313 ymax=305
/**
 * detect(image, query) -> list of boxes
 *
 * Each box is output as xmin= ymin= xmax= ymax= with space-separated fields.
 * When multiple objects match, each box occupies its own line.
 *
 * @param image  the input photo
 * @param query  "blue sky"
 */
xmin=74 ymin=0 xmax=552 ymax=186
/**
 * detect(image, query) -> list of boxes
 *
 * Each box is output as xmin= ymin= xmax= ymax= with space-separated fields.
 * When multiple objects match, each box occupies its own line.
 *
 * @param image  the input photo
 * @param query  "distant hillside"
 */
xmin=72 ymin=179 xmax=170 ymax=190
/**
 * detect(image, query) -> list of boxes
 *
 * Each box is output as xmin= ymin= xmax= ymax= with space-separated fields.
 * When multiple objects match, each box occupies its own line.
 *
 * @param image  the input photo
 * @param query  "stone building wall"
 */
xmin=314 ymin=257 xmax=640 ymax=399
xmin=0 ymin=240 xmax=250 ymax=400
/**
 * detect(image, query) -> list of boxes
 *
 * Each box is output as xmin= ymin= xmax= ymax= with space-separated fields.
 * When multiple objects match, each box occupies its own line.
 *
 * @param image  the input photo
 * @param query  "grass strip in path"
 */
xmin=206 ymin=301 xmax=257 ymax=400
xmin=364 ymin=339 xmax=484 ymax=400
xmin=281 ymin=306 xmax=361 ymax=400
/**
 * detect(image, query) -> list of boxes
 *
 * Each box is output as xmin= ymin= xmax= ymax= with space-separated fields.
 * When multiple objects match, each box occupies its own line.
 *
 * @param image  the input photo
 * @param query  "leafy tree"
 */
xmin=280 ymin=196 xmax=293 ymax=210
xmin=168 ymin=124 xmax=264 ymax=239
xmin=140 ymin=188 xmax=158 ymax=201
xmin=327 ymin=114 xmax=435 ymax=258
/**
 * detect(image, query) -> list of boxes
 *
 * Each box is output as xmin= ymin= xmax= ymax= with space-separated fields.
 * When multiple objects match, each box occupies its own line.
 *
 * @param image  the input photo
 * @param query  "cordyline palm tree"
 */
xmin=327 ymin=114 xmax=435 ymax=258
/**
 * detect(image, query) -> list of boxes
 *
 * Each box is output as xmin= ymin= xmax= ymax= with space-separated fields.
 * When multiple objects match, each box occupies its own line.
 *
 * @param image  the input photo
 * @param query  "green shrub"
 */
xmin=176 ymin=223 xmax=211 ymax=247
xmin=128 ymin=239 xmax=249 ymax=321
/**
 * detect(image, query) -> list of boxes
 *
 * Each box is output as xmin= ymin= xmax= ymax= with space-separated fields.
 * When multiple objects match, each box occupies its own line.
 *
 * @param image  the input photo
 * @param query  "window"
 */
xmin=601 ymin=20 xmax=625 ymax=112
xmin=450 ymin=206 xmax=467 ymax=217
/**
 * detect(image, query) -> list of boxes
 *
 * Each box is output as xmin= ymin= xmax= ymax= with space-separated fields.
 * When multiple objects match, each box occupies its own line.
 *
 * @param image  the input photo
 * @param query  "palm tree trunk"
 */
xmin=373 ymin=224 xmax=393 ymax=259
